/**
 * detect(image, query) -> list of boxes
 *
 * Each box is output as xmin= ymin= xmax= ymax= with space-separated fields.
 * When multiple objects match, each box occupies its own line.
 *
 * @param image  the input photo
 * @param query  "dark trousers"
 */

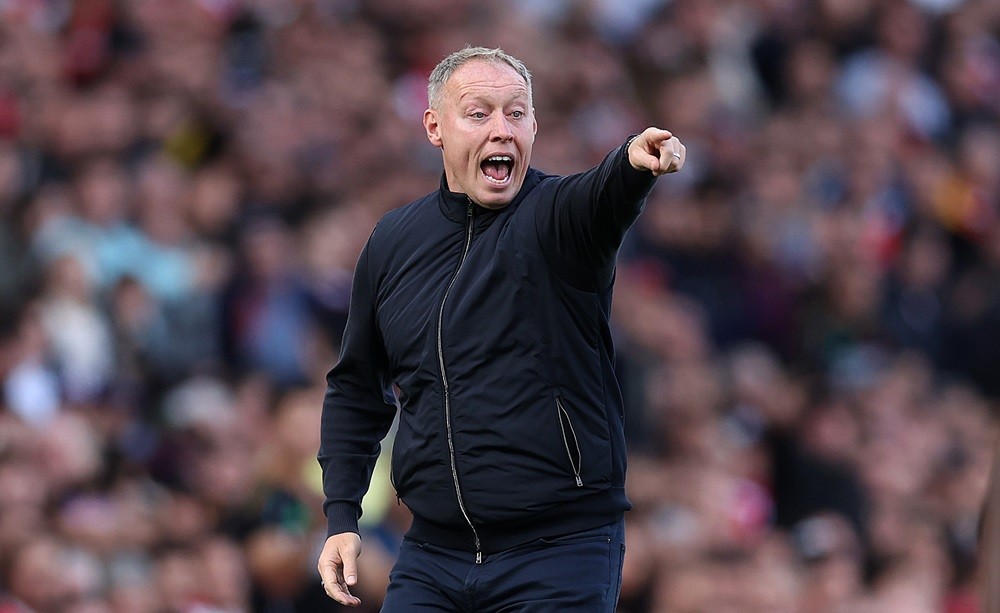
xmin=381 ymin=518 xmax=626 ymax=612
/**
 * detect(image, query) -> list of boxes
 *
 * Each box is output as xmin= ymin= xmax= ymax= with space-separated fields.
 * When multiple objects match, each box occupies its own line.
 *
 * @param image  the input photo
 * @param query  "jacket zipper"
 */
xmin=437 ymin=198 xmax=482 ymax=563
xmin=556 ymin=397 xmax=584 ymax=487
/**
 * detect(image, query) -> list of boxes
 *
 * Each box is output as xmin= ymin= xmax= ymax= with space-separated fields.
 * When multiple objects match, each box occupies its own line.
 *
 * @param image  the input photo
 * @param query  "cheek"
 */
xmin=519 ymin=131 xmax=535 ymax=154
xmin=521 ymin=123 xmax=536 ymax=142
xmin=443 ymin=130 xmax=478 ymax=155
xmin=443 ymin=146 xmax=475 ymax=173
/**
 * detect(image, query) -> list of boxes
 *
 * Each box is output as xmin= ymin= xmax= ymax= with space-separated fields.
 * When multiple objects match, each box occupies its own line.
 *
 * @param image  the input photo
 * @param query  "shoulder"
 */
xmin=517 ymin=168 xmax=559 ymax=204
xmin=527 ymin=167 xmax=559 ymax=187
xmin=369 ymin=192 xmax=439 ymax=245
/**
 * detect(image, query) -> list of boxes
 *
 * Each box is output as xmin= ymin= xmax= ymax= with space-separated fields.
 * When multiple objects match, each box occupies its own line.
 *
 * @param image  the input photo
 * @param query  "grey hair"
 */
xmin=427 ymin=46 xmax=533 ymax=109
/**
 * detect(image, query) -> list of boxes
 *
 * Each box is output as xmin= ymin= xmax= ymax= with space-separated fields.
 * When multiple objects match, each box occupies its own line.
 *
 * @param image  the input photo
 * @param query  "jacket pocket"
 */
xmin=556 ymin=397 xmax=584 ymax=487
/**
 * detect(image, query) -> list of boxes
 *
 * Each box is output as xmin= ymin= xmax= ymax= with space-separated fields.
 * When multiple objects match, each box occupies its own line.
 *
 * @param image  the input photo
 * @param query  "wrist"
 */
xmin=625 ymin=134 xmax=641 ymax=170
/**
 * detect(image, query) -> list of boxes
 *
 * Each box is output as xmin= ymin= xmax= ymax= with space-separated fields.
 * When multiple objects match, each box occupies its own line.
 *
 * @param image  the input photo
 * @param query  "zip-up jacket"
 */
xmin=319 ymin=137 xmax=657 ymax=558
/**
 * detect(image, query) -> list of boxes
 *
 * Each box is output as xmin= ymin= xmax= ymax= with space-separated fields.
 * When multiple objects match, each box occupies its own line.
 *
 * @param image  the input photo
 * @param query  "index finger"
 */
xmin=642 ymin=128 xmax=673 ymax=149
xmin=323 ymin=576 xmax=362 ymax=607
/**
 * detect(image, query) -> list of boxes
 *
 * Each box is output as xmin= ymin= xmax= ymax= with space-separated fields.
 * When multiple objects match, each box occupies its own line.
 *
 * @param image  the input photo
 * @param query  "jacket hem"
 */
xmin=404 ymin=487 xmax=630 ymax=554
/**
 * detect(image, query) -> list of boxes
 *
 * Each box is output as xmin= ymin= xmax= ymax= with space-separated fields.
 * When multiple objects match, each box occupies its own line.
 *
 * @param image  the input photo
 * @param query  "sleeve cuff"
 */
xmin=325 ymin=502 xmax=361 ymax=537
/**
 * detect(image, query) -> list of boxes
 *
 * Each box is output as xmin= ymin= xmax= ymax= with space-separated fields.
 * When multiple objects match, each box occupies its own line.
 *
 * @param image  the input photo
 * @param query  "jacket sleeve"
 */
xmin=534 ymin=136 xmax=657 ymax=291
xmin=318 ymin=235 xmax=397 ymax=537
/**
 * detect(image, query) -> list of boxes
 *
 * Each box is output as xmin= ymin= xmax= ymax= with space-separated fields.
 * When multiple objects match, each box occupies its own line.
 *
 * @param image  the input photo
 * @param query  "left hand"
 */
xmin=628 ymin=127 xmax=686 ymax=177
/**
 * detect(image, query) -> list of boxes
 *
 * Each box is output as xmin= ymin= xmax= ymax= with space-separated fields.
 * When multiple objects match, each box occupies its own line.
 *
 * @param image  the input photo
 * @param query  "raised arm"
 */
xmin=535 ymin=127 xmax=686 ymax=291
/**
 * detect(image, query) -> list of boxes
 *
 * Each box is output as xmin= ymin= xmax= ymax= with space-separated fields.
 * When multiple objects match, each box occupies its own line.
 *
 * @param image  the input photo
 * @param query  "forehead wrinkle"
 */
xmin=455 ymin=87 xmax=530 ymax=108
xmin=444 ymin=62 xmax=530 ymax=106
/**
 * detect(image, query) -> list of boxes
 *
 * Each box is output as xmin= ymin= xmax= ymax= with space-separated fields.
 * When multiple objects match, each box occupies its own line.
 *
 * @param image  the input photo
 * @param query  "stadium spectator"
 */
xmin=0 ymin=1 xmax=998 ymax=610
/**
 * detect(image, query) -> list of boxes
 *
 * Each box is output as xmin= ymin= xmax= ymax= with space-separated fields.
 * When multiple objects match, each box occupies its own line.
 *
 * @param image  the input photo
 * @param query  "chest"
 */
xmin=373 ymin=212 xmax=544 ymax=373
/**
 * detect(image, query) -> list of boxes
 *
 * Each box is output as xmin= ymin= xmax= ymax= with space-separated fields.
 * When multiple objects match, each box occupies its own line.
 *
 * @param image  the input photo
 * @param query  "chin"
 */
xmin=475 ymin=181 xmax=522 ymax=208
xmin=476 ymin=191 xmax=515 ymax=209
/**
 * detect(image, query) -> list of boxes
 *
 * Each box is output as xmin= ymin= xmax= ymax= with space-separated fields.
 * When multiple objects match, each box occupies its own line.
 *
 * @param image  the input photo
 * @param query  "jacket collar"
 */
xmin=437 ymin=170 xmax=543 ymax=225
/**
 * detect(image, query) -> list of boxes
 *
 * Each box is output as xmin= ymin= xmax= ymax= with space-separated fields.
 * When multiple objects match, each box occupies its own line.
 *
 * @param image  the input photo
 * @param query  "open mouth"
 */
xmin=480 ymin=155 xmax=514 ymax=186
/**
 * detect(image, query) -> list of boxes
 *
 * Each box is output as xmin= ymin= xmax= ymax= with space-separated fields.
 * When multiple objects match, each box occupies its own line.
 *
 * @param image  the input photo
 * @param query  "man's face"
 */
xmin=423 ymin=60 xmax=536 ymax=209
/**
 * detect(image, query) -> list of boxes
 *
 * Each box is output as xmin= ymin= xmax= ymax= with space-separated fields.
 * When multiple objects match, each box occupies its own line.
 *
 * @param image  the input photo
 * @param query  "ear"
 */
xmin=424 ymin=109 xmax=443 ymax=148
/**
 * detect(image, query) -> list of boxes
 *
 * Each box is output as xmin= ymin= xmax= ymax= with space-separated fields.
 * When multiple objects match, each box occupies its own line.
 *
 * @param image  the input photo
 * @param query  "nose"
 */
xmin=489 ymin=113 xmax=514 ymax=142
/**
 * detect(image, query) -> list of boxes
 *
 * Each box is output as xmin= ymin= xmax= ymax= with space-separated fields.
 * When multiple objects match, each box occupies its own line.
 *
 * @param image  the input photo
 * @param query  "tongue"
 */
xmin=483 ymin=162 xmax=510 ymax=182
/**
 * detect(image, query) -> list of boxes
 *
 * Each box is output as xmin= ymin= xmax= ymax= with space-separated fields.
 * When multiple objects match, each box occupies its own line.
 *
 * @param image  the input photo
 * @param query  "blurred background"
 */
xmin=0 ymin=0 xmax=999 ymax=611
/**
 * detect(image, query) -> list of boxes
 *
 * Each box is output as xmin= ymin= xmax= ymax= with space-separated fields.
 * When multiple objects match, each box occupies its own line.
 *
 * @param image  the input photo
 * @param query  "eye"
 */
xmin=511 ymin=110 xmax=524 ymax=119
xmin=471 ymin=112 xmax=486 ymax=119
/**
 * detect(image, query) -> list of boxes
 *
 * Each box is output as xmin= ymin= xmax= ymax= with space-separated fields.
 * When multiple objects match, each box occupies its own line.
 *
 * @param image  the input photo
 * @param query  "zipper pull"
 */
xmin=467 ymin=199 xmax=474 ymax=218
xmin=476 ymin=550 xmax=482 ymax=564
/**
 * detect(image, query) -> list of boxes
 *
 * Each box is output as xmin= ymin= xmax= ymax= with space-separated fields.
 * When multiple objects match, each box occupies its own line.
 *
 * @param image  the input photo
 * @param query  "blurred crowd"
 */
xmin=0 ymin=0 xmax=999 ymax=611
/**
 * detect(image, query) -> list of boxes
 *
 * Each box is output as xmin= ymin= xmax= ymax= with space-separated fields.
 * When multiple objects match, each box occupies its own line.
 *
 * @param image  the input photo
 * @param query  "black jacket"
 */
xmin=319 ymin=138 xmax=657 ymax=557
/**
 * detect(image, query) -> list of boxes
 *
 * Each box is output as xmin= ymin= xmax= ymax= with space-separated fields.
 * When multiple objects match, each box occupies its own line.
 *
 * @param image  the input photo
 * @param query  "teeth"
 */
xmin=486 ymin=155 xmax=512 ymax=163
